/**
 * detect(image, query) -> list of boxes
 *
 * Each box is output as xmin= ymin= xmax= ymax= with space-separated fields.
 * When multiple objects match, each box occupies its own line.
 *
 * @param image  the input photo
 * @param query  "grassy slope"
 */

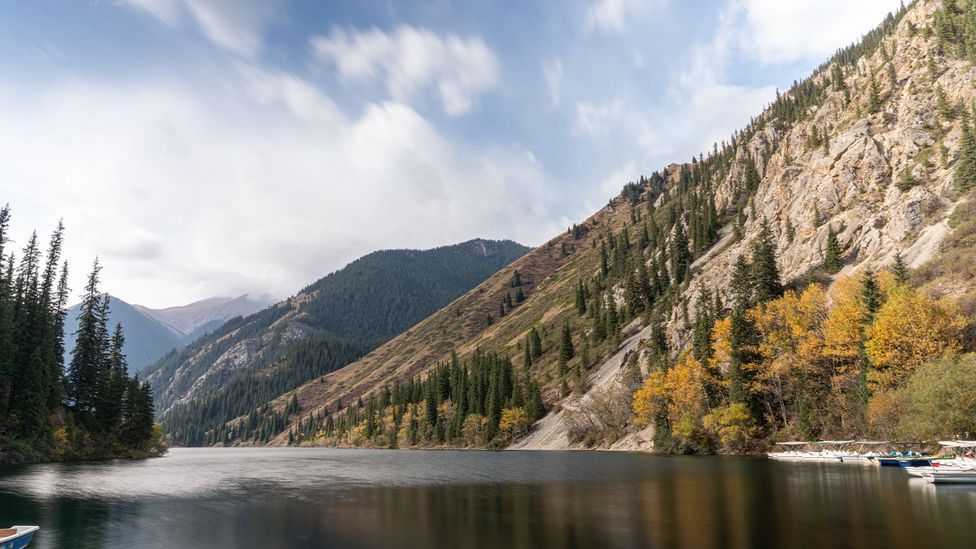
xmin=270 ymin=199 xmax=638 ymax=442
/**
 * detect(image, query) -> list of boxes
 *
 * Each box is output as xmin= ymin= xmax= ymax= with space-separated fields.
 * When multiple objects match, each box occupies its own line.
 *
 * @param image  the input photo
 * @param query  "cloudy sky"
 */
xmin=0 ymin=0 xmax=902 ymax=308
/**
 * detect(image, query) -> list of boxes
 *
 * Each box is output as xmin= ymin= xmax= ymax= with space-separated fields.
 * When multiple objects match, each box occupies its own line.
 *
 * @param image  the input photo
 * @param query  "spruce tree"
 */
xmin=860 ymin=270 xmax=882 ymax=323
xmin=529 ymin=327 xmax=543 ymax=359
xmin=954 ymin=117 xmax=976 ymax=191
xmin=750 ymin=218 xmax=783 ymax=304
xmin=670 ymin=222 xmax=691 ymax=285
xmin=691 ymin=285 xmax=714 ymax=363
xmin=823 ymin=226 xmax=843 ymax=274
xmin=559 ymin=323 xmax=575 ymax=362
xmin=68 ymin=260 xmax=108 ymax=424
xmin=729 ymin=255 xmax=753 ymax=311
xmin=892 ymin=251 xmax=910 ymax=285
xmin=868 ymin=70 xmax=882 ymax=114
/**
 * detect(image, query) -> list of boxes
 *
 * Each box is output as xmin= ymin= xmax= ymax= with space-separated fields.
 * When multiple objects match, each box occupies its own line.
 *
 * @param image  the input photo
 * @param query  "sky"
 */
xmin=0 ymin=0 xmax=904 ymax=308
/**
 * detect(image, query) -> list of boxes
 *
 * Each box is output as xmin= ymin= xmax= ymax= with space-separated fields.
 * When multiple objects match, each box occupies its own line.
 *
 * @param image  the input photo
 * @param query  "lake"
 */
xmin=1 ymin=448 xmax=975 ymax=548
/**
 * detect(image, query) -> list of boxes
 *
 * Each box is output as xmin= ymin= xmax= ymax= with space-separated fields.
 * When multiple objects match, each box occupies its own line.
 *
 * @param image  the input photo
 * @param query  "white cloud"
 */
xmin=0 ymin=69 xmax=559 ymax=308
xmin=584 ymin=0 xmax=663 ymax=34
xmin=542 ymin=57 xmax=563 ymax=108
xmin=736 ymin=0 xmax=904 ymax=64
xmin=573 ymin=99 xmax=668 ymax=159
xmin=118 ymin=0 xmax=283 ymax=57
xmin=311 ymin=26 xmax=500 ymax=116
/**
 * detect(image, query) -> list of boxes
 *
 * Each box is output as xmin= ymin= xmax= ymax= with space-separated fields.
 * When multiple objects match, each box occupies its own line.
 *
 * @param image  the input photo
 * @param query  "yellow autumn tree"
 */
xmin=633 ymin=353 xmax=711 ymax=449
xmin=823 ymin=276 xmax=867 ymax=371
xmin=666 ymin=354 xmax=710 ymax=443
xmin=709 ymin=316 xmax=733 ymax=391
xmin=865 ymin=286 xmax=966 ymax=390
xmin=632 ymin=371 xmax=667 ymax=427
xmin=748 ymin=285 xmax=830 ymax=433
xmin=498 ymin=407 xmax=531 ymax=439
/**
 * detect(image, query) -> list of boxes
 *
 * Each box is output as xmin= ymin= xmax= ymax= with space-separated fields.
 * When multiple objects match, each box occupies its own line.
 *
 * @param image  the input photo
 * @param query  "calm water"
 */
xmin=1 ymin=448 xmax=975 ymax=549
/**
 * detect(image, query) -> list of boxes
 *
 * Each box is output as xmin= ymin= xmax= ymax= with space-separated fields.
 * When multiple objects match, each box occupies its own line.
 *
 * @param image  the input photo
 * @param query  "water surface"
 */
xmin=1 ymin=448 xmax=974 ymax=548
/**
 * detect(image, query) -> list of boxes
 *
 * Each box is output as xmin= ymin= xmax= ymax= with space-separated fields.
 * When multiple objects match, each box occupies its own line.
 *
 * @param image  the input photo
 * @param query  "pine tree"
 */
xmin=670 ymin=222 xmax=691 ymax=285
xmin=95 ymin=323 xmax=129 ymax=433
xmin=868 ymin=70 xmax=882 ymax=114
xmin=730 ymin=255 xmax=753 ymax=312
xmin=823 ymin=226 xmax=843 ymax=274
xmin=936 ymin=85 xmax=955 ymax=120
xmin=743 ymin=153 xmax=761 ymax=192
xmin=575 ymin=281 xmax=587 ymax=315
xmin=892 ymin=251 xmax=910 ymax=285
xmin=529 ymin=327 xmax=542 ymax=360
xmin=68 ymin=260 xmax=108 ymax=424
xmin=559 ymin=323 xmax=575 ymax=362
xmin=511 ymin=270 xmax=522 ymax=288
xmin=954 ymin=117 xmax=976 ymax=191
xmin=691 ymin=286 xmax=714 ymax=363
xmin=750 ymin=218 xmax=783 ymax=304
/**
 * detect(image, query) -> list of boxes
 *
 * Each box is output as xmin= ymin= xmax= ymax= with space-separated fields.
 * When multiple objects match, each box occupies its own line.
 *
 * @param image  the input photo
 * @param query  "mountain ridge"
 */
xmin=146 ymin=238 xmax=531 ymax=445
xmin=256 ymin=0 xmax=976 ymax=449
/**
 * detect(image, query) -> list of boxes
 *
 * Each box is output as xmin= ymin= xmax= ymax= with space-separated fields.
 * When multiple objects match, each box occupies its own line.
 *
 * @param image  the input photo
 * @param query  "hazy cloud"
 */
xmin=0 ymin=69 xmax=559 ymax=307
xmin=584 ymin=0 xmax=664 ymax=34
xmin=736 ymin=0 xmax=904 ymax=64
xmin=542 ymin=58 xmax=563 ymax=108
xmin=119 ymin=0 xmax=283 ymax=57
xmin=311 ymin=26 xmax=500 ymax=116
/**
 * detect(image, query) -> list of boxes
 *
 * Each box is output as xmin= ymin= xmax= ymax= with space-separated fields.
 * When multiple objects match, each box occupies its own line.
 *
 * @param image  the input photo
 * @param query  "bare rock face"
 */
xmin=683 ymin=1 xmax=975 ymax=327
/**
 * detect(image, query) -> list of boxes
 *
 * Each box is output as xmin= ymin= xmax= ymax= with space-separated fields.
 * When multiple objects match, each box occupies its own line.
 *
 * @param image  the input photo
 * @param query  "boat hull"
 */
xmin=925 ymin=472 xmax=976 ymax=484
xmin=876 ymin=457 xmax=931 ymax=467
xmin=0 ymin=526 xmax=38 ymax=549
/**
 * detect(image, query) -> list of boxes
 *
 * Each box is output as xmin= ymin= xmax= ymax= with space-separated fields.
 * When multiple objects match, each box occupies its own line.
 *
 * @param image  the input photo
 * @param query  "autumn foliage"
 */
xmin=633 ymin=271 xmax=969 ymax=452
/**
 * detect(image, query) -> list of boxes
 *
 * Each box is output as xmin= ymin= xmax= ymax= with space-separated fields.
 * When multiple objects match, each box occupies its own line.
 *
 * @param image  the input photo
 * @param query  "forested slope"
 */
xmin=146 ymin=239 xmax=528 ymax=445
xmin=262 ymin=0 xmax=976 ymax=452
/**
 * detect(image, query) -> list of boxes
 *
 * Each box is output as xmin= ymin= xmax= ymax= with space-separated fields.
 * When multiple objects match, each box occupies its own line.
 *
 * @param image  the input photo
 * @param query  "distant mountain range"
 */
xmin=144 ymin=238 xmax=530 ymax=445
xmin=64 ymin=295 xmax=268 ymax=373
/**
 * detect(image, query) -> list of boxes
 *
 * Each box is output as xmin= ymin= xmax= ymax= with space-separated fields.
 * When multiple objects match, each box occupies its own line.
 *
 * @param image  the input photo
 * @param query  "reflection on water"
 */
xmin=1 ymin=448 xmax=975 ymax=548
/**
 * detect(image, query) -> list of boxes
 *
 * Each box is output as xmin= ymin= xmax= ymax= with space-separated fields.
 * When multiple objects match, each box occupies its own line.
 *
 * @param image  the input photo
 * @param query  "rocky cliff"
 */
xmin=242 ymin=0 xmax=975 ymax=449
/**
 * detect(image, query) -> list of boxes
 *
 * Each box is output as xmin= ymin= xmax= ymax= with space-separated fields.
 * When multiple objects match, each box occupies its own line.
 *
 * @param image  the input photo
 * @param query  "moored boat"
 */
xmin=924 ymin=469 xmax=976 ymax=484
xmin=0 ymin=526 xmax=39 ymax=549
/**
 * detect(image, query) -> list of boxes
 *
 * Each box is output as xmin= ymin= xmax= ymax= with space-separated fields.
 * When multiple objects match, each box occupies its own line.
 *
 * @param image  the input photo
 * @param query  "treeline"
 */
xmin=0 ymin=206 xmax=164 ymax=464
xmin=163 ymin=335 xmax=375 ymax=446
xmin=289 ymin=349 xmax=545 ymax=448
xmin=300 ymin=240 xmax=530 ymax=342
xmin=147 ymin=239 xmax=528 ymax=446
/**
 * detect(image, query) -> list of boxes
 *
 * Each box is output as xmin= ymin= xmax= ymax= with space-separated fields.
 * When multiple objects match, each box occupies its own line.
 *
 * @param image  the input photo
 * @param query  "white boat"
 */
xmin=0 ymin=526 xmax=39 ymax=549
xmin=925 ymin=469 xmax=976 ymax=484
xmin=767 ymin=441 xmax=859 ymax=463
xmin=907 ymin=441 xmax=976 ymax=483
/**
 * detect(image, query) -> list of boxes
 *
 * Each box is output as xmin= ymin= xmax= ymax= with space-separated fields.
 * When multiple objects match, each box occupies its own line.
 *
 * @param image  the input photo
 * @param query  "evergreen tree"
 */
xmin=559 ymin=323 xmax=575 ymax=362
xmin=691 ymin=285 xmax=714 ymax=363
xmin=730 ymin=255 xmax=753 ymax=311
xmin=750 ymin=218 xmax=783 ymax=303
xmin=892 ymin=251 xmax=910 ymax=286
xmin=868 ymin=70 xmax=882 ymax=113
xmin=575 ymin=281 xmax=587 ymax=315
xmin=954 ymin=116 xmax=976 ymax=191
xmin=670 ymin=222 xmax=692 ymax=285
xmin=823 ymin=226 xmax=843 ymax=273
xmin=529 ymin=327 xmax=543 ymax=360
xmin=68 ymin=260 xmax=107 ymax=423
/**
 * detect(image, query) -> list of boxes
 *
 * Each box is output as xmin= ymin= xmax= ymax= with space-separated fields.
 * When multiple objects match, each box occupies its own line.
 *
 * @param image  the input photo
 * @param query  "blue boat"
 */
xmin=875 ymin=451 xmax=931 ymax=467
xmin=0 ymin=526 xmax=39 ymax=549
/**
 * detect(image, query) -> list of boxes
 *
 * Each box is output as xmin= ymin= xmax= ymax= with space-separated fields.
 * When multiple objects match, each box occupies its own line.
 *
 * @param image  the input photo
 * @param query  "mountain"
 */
xmin=144 ymin=239 xmax=530 ymax=445
xmin=253 ymin=1 xmax=976 ymax=450
xmin=64 ymin=295 xmax=268 ymax=373
xmin=134 ymin=295 xmax=269 ymax=341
